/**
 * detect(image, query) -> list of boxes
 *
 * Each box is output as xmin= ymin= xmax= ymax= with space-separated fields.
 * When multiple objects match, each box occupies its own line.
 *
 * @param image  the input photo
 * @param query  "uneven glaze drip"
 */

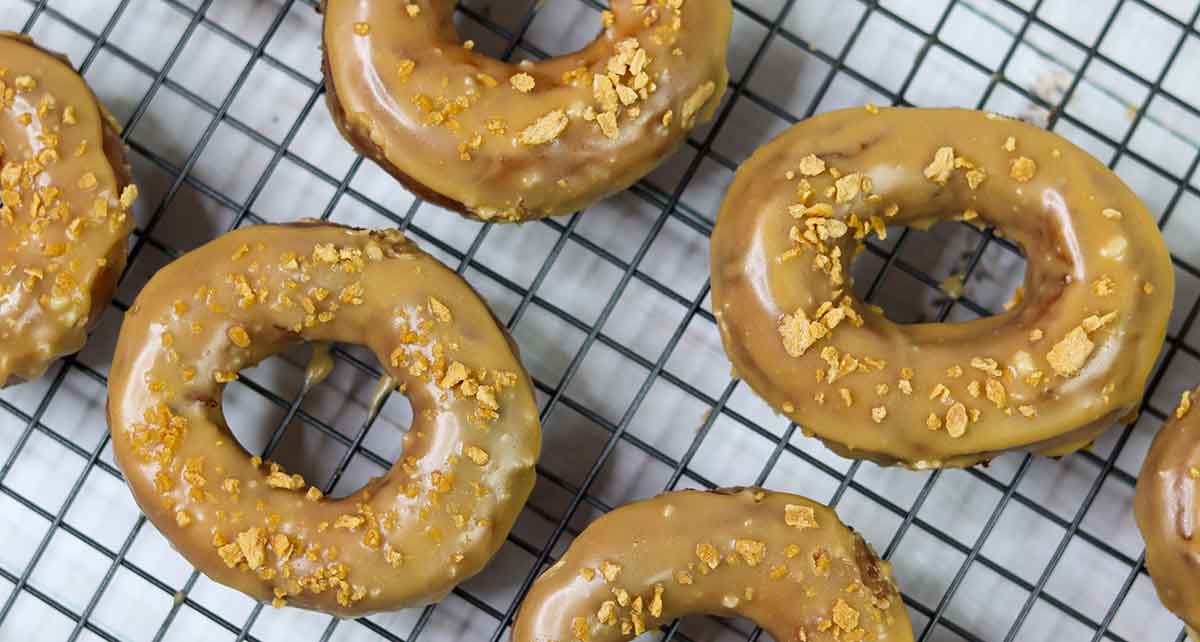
xmin=1136 ymin=386 xmax=1200 ymax=633
xmin=710 ymin=107 xmax=1174 ymax=468
xmin=0 ymin=33 xmax=135 ymax=387
xmin=321 ymin=0 xmax=730 ymax=221
xmin=107 ymin=222 xmax=541 ymax=616
xmin=368 ymin=373 xmax=398 ymax=420
xmin=512 ymin=488 xmax=913 ymax=642
xmin=304 ymin=342 xmax=334 ymax=390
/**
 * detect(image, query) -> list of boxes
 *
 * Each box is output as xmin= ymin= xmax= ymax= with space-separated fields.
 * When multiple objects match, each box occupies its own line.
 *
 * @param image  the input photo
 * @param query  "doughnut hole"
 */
xmin=219 ymin=342 xmax=414 ymax=500
xmin=851 ymin=220 xmax=1026 ymax=325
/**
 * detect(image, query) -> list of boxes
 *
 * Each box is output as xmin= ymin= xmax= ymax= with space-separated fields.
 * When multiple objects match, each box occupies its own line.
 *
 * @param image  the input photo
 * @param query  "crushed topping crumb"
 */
xmin=465 ymin=445 xmax=490 ymax=466
xmin=600 ymin=560 xmax=622 ymax=583
xmin=228 ymin=325 xmax=251 ymax=348
xmin=266 ymin=470 xmax=305 ymax=490
xmin=519 ymin=109 xmax=569 ymax=146
xmin=571 ymin=616 xmax=589 ymax=641
xmin=1047 ymin=313 xmax=1115 ymax=377
xmin=428 ymin=297 xmax=452 ymax=322
xmin=236 ymin=527 xmax=267 ymax=570
xmin=696 ymin=542 xmax=721 ymax=569
xmin=1009 ymin=156 xmax=1037 ymax=182
xmin=509 ymin=73 xmax=535 ymax=93
xmin=734 ymin=539 xmax=766 ymax=566
xmin=945 ymin=402 xmax=968 ymax=438
xmin=1092 ymin=275 xmax=1116 ymax=296
xmin=923 ymin=147 xmax=956 ymax=184
xmin=798 ymin=154 xmax=826 ymax=176
xmin=832 ymin=599 xmax=861 ymax=633
xmin=835 ymin=173 xmax=862 ymax=203
xmin=785 ymin=503 xmax=818 ymax=529
xmin=778 ymin=307 xmax=829 ymax=357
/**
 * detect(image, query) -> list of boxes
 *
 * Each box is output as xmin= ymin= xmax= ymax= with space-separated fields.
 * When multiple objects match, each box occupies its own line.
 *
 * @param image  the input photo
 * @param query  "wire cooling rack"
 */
xmin=1 ymin=0 xmax=1199 ymax=640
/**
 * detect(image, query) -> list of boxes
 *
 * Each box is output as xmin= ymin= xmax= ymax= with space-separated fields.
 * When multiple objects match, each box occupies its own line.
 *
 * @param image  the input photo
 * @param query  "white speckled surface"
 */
xmin=0 ymin=1 xmax=1198 ymax=641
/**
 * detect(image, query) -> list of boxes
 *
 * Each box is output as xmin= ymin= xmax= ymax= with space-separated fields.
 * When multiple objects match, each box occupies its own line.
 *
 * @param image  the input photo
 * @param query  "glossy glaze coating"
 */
xmin=711 ymin=107 xmax=1174 ymax=468
xmin=107 ymin=223 xmax=541 ymax=616
xmin=322 ymin=0 xmax=730 ymax=222
xmin=512 ymin=488 xmax=913 ymax=642
xmin=0 ymin=33 xmax=135 ymax=387
xmin=1136 ymin=387 xmax=1200 ymax=635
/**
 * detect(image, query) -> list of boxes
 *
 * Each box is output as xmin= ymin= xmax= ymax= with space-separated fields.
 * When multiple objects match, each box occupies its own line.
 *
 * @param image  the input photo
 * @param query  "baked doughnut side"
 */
xmin=512 ymin=488 xmax=913 ymax=642
xmin=711 ymin=107 xmax=1173 ymax=468
xmin=1135 ymin=387 xmax=1200 ymax=632
xmin=321 ymin=39 xmax=471 ymax=217
xmin=0 ymin=33 xmax=136 ymax=387
xmin=321 ymin=0 xmax=731 ymax=221
xmin=107 ymin=223 xmax=541 ymax=616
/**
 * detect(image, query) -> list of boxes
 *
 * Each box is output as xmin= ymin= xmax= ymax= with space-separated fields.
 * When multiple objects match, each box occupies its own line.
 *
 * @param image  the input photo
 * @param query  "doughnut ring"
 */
xmin=321 ymin=0 xmax=731 ymax=222
xmin=512 ymin=488 xmax=913 ymax=642
xmin=1136 ymin=387 xmax=1200 ymax=638
xmin=711 ymin=107 xmax=1174 ymax=468
xmin=0 ymin=33 xmax=136 ymax=387
xmin=107 ymin=222 xmax=541 ymax=615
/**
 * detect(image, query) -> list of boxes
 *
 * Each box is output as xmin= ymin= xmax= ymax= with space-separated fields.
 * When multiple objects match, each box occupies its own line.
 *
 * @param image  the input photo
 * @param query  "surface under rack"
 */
xmin=2 ymin=0 xmax=1200 ymax=641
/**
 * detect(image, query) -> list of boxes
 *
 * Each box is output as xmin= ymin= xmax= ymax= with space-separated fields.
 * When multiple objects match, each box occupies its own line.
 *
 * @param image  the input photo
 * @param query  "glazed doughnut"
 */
xmin=1135 ymin=387 xmax=1200 ymax=638
xmin=512 ymin=488 xmax=913 ymax=642
xmin=0 ymin=33 xmax=136 ymax=387
xmin=321 ymin=0 xmax=730 ymax=222
xmin=711 ymin=107 xmax=1173 ymax=468
xmin=107 ymin=222 xmax=541 ymax=615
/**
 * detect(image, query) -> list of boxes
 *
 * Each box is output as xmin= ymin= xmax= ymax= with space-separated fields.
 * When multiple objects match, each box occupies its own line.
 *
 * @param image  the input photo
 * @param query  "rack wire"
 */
xmin=1 ymin=0 xmax=1198 ymax=640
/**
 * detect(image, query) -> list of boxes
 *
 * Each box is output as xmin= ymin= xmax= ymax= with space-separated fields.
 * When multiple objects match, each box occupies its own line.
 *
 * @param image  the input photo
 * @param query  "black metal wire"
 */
xmin=1 ymin=0 xmax=1197 ymax=641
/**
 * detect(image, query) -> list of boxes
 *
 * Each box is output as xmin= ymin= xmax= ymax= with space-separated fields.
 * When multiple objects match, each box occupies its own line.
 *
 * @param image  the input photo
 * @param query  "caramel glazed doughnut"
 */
xmin=322 ymin=0 xmax=731 ymax=222
xmin=0 ymin=33 xmax=137 ymax=387
xmin=711 ymin=107 xmax=1174 ymax=469
xmin=513 ymin=488 xmax=913 ymax=642
xmin=1136 ymin=387 xmax=1200 ymax=639
xmin=107 ymin=223 xmax=541 ymax=615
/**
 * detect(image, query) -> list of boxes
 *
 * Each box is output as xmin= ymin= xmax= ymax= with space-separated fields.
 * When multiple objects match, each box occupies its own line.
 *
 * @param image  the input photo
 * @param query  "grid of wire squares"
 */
xmin=1 ymin=0 xmax=1199 ymax=640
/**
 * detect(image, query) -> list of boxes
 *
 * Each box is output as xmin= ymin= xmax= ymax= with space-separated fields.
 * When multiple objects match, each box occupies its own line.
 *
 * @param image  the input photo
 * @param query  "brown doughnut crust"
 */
xmin=320 ymin=0 xmax=731 ymax=222
xmin=320 ymin=42 xmax=468 ymax=216
xmin=107 ymin=222 xmax=541 ymax=616
xmin=710 ymin=107 xmax=1174 ymax=468
xmin=1135 ymin=387 xmax=1200 ymax=635
xmin=512 ymin=488 xmax=913 ymax=642
xmin=0 ymin=32 xmax=137 ymax=388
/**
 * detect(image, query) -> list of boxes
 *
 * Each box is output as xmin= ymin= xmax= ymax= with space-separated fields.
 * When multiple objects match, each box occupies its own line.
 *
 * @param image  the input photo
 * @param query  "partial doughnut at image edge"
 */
xmin=321 ymin=0 xmax=731 ymax=222
xmin=0 ymin=32 xmax=139 ymax=388
xmin=711 ymin=106 xmax=1174 ymax=469
xmin=512 ymin=487 xmax=914 ymax=642
xmin=106 ymin=222 xmax=541 ymax=616
xmin=1136 ymin=386 xmax=1200 ymax=638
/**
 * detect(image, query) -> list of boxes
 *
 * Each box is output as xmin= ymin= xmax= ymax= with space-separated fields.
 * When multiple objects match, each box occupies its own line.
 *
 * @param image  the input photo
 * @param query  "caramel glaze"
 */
xmin=107 ymin=223 xmax=541 ymax=616
xmin=0 ymin=33 xmax=136 ymax=387
xmin=321 ymin=0 xmax=730 ymax=222
xmin=1135 ymin=387 xmax=1200 ymax=636
xmin=512 ymin=488 xmax=913 ymax=642
xmin=711 ymin=107 xmax=1174 ymax=468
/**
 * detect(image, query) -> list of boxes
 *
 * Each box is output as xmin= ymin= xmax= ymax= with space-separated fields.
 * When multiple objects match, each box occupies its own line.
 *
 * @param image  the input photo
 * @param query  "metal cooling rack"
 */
xmin=1 ymin=0 xmax=1199 ymax=640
